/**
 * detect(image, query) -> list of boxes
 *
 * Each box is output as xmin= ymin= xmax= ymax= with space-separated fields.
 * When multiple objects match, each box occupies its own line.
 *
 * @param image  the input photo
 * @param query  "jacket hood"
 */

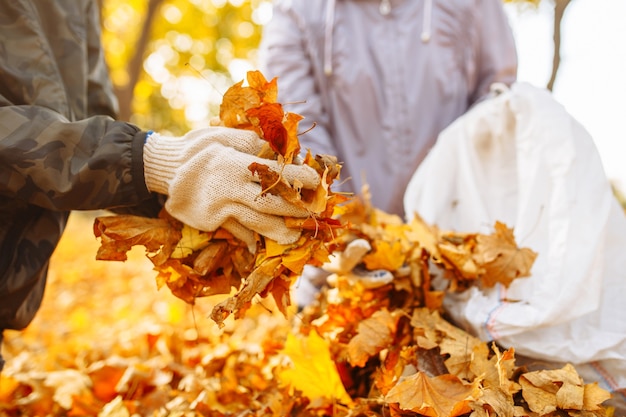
xmin=324 ymin=0 xmax=434 ymax=75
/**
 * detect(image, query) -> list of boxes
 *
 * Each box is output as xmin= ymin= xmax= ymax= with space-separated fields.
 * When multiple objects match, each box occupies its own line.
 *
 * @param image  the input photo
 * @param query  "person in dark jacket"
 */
xmin=0 ymin=1 xmax=319 ymax=372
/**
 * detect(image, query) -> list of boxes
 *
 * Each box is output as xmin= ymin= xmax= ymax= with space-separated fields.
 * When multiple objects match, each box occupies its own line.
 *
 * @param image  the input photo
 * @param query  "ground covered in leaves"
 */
xmin=0 ymin=72 xmax=619 ymax=416
xmin=0 ymin=210 xmax=616 ymax=417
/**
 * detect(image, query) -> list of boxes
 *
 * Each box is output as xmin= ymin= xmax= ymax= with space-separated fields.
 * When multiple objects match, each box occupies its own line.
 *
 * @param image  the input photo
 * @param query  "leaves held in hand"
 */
xmin=95 ymin=70 xmax=346 ymax=327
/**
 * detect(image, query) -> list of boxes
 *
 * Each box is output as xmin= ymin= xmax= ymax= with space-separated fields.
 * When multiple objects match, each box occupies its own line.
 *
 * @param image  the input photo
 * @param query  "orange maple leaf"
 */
xmin=219 ymin=79 xmax=261 ymax=129
xmin=246 ymin=103 xmax=302 ymax=162
xmin=246 ymin=69 xmax=278 ymax=103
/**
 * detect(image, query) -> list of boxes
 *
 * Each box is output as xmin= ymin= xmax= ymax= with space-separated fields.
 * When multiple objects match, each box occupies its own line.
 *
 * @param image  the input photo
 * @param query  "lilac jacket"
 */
xmin=259 ymin=0 xmax=517 ymax=217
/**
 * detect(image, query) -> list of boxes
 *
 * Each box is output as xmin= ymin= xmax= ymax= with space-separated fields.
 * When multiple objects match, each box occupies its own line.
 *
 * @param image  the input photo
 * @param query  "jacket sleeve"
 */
xmin=0 ymin=105 xmax=155 ymax=212
xmin=469 ymin=0 xmax=518 ymax=105
xmin=258 ymin=1 xmax=338 ymax=157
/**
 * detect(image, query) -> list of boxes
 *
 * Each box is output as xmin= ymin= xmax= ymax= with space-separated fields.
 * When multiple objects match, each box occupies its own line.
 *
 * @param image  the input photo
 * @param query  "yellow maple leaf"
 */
xmin=170 ymin=224 xmax=211 ymax=259
xmin=280 ymin=243 xmax=315 ymax=275
xmin=278 ymin=330 xmax=353 ymax=406
xmin=583 ymin=382 xmax=613 ymax=411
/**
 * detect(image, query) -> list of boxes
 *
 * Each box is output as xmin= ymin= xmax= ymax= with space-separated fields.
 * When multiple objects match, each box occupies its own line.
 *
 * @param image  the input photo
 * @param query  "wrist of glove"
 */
xmin=142 ymin=127 xmax=320 ymax=250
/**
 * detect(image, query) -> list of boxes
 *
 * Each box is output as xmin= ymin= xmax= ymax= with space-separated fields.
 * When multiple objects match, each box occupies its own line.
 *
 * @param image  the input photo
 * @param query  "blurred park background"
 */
xmin=100 ymin=0 xmax=626 ymax=193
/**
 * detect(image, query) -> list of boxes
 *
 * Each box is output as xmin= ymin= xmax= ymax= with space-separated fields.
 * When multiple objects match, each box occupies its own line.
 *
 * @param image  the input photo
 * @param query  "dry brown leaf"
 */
xmin=94 ymin=214 xmax=182 ymax=265
xmin=210 ymin=256 xmax=283 ymax=326
xmin=519 ymin=364 xmax=589 ymax=414
xmin=474 ymin=221 xmax=537 ymax=288
xmin=385 ymin=372 xmax=480 ymax=417
xmin=347 ymin=309 xmax=398 ymax=367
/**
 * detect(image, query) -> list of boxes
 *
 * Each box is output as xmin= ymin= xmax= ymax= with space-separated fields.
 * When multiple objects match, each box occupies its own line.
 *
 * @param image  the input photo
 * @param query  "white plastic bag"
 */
xmin=403 ymin=82 xmax=626 ymax=393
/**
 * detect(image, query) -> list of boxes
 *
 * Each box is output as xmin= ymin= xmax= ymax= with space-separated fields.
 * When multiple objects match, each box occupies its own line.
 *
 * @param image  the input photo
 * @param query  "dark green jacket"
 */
xmin=0 ymin=0 xmax=161 ymax=330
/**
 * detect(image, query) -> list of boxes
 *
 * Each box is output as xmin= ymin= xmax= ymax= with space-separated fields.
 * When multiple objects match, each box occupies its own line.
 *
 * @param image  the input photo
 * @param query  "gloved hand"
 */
xmin=142 ymin=127 xmax=320 ymax=250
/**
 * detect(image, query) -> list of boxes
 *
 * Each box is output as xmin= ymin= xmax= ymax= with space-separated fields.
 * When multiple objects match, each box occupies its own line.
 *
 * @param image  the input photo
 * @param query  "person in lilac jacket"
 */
xmin=258 ymin=0 xmax=518 ymax=305
xmin=259 ymin=0 xmax=517 ymax=218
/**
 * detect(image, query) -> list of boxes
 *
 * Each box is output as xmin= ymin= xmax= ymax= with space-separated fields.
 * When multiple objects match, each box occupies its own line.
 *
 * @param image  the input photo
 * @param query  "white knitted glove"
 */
xmin=143 ymin=127 xmax=320 ymax=250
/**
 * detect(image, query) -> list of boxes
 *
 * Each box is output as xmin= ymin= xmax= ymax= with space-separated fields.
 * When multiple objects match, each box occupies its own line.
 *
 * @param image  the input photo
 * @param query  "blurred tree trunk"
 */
xmin=114 ymin=0 xmax=165 ymax=121
xmin=546 ymin=0 xmax=572 ymax=91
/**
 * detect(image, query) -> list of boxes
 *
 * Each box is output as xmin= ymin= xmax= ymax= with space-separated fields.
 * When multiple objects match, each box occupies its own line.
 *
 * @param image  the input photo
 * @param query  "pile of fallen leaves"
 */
xmin=0 ymin=204 xmax=615 ymax=416
xmin=0 ymin=71 xmax=617 ymax=416
xmin=94 ymin=70 xmax=347 ymax=327
xmin=281 ymin=199 xmax=613 ymax=416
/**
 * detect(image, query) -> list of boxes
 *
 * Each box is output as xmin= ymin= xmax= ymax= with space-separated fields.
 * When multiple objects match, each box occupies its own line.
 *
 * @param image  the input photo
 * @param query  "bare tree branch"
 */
xmin=114 ymin=0 xmax=165 ymax=121
xmin=547 ymin=0 xmax=572 ymax=91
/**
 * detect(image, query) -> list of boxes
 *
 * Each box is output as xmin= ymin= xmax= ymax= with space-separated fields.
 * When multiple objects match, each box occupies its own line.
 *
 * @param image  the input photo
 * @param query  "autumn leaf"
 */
xmin=279 ymin=330 xmax=353 ymax=406
xmin=93 ymin=70 xmax=348 ymax=326
xmin=385 ymin=372 xmax=481 ymax=417
xmin=438 ymin=242 xmax=481 ymax=280
xmin=469 ymin=344 xmax=519 ymax=397
xmin=405 ymin=213 xmax=441 ymax=258
xmin=583 ymin=382 xmax=614 ymax=411
xmin=170 ymin=224 xmax=212 ymax=259
xmin=246 ymin=70 xmax=278 ymax=103
xmin=473 ymin=221 xmax=537 ymax=288
xmin=246 ymin=103 xmax=302 ymax=163
xmin=10 ymin=196 xmax=615 ymax=416
xmin=518 ymin=363 xmax=608 ymax=414
xmin=362 ymin=240 xmax=405 ymax=272
xmin=192 ymin=240 xmax=228 ymax=275
xmin=248 ymin=161 xmax=302 ymax=207
xmin=280 ymin=239 xmax=323 ymax=275
xmin=94 ymin=213 xmax=182 ymax=265
xmin=347 ymin=309 xmax=398 ymax=367
xmin=210 ymin=256 xmax=283 ymax=326
xmin=219 ymin=79 xmax=260 ymax=129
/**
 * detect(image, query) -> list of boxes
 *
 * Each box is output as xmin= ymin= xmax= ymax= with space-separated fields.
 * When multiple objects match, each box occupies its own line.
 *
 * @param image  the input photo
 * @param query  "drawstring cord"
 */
xmin=379 ymin=0 xmax=391 ymax=15
xmin=421 ymin=0 xmax=432 ymax=42
xmin=324 ymin=0 xmax=336 ymax=75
